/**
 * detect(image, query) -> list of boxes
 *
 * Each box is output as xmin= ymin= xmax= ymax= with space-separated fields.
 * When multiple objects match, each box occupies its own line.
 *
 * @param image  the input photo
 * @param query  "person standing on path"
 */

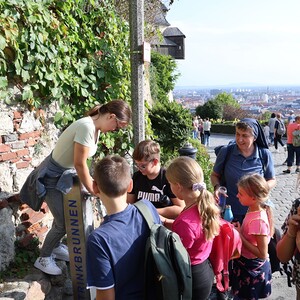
xmin=283 ymin=115 xmax=300 ymax=174
xmin=86 ymin=155 xmax=161 ymax=300
xmin=211 ymin=118 xmax=276 ymax=224
xmin=203 ymin=118 xmax=212 ymax=146
xmin=274 ymin=113 xmax=286 ymax=152
xmin=231 ymin=174 xmax=274 ymax=300
xmin=20 ymin=100 xmax=132 ymax=276
xmin=166 ymin=156 xmax=220 ymax=300
xmin=127 ymin=140 xmax=184 ymax=220
xmin=192 ymin=116 xmax=199 ymax=139
xmin=268 ymin=113 xmax=276 ymax=146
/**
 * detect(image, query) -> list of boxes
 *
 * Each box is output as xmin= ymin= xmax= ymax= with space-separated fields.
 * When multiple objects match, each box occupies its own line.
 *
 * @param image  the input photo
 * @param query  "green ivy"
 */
xmin=150 ymin=51 xmax=180 ymax=104
xmin=0 ymin=0 xmax=131 ymax=126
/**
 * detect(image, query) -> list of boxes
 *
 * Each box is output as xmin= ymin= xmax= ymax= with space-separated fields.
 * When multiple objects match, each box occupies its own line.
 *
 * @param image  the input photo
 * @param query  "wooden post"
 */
xmin=64 ymin=176 xmax=94 ymax=300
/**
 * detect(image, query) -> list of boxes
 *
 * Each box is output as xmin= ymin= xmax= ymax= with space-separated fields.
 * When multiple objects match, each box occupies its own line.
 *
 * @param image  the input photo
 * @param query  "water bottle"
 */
xmin=224 ymin=205 xmax=234 ymax=222
xmin=218 ymin=186 xmax=227 ymax=212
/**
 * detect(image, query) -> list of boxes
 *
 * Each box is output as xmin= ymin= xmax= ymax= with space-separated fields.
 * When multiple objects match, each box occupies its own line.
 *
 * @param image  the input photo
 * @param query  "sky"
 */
xmin=165 ymin=0 xmax=300 ymax=88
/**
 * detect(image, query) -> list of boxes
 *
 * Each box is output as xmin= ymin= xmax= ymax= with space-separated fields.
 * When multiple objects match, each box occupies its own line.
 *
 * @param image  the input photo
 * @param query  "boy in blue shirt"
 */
xmin=86 ymin=155 xmax=160 ymax=300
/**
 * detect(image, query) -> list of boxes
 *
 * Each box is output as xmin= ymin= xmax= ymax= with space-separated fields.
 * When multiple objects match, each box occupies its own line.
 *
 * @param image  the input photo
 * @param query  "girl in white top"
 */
xmin=31 ymin=100 xmax=131 ymax=275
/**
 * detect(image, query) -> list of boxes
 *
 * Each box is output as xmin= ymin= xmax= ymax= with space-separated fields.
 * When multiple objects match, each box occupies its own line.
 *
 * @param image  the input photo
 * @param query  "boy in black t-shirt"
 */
xmin=127 ymin=140 xmax=184 ymax=220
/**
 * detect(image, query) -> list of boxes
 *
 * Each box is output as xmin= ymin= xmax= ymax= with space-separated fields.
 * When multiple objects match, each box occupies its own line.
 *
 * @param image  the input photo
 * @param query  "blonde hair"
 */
xmin=166 ymin=156 xmax=220 ymax=241
xmin=238 ymin=174 xmax=274 ymax=236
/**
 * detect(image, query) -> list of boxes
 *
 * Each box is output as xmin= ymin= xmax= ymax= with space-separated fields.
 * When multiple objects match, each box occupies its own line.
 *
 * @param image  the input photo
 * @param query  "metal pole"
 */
xmin=129 ymin=0 xmax=145 ymax=145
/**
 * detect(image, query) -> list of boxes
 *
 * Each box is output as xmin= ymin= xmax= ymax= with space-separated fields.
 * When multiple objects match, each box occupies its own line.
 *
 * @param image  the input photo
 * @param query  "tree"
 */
xmin=196 ymin=92 xmax=241 ymax=121
xmin=196 ymin=100 xmax=223 ymax=120
xmin=214 ymin=92 xmax=239 ymax=108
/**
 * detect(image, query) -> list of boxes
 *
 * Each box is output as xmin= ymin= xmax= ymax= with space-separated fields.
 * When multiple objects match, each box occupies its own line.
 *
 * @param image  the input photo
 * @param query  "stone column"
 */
xmin=129 ymin=0 xmax=145 ymax=145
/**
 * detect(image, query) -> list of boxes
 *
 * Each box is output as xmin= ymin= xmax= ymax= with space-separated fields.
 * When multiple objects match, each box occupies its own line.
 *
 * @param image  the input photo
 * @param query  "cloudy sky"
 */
xmin=166 ymin=0 xmax=300 ymax=88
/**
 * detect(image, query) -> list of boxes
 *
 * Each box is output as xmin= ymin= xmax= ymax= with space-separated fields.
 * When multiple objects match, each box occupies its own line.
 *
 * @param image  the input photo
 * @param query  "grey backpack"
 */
xmin=277 ymin=120 xmax=286 ymax=135
xmin=134 ymin=201 xmax=192 ymax=300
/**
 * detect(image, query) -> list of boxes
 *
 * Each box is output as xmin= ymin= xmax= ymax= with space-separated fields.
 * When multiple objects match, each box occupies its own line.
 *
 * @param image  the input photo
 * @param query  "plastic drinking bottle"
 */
xmin=224 ymin=205 xmax=234 ymax=222
xmin=218 ymin=186 xmax=227 ymax=212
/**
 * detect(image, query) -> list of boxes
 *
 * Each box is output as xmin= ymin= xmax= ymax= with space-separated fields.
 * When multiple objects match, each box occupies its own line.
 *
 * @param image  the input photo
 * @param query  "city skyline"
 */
xmin=166 ymin=0 xmax=300 ymax=88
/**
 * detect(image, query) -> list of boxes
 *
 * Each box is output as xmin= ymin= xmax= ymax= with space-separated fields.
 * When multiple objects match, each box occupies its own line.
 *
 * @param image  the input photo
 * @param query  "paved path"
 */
xmin=207 ymin=133 xmax=297 ymax=299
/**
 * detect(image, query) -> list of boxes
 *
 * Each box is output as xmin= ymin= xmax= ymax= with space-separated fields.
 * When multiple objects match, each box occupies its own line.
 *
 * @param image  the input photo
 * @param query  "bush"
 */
xmin=149 ymin=101 xmax=192 ymax=153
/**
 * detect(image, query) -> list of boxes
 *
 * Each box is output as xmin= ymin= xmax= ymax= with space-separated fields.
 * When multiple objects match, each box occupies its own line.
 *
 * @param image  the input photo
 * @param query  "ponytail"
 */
xmin=197 ymin=189 xmax=220 ymax=241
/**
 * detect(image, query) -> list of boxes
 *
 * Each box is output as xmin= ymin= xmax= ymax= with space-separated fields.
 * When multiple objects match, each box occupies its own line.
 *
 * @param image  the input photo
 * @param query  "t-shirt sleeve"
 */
xmin=74 ymin=122 xmax=94 ymax=147
xmin=248 ymin=218 xmax=269 ymax=236
xmin=262 ymin=149 xmax=275 ymax=180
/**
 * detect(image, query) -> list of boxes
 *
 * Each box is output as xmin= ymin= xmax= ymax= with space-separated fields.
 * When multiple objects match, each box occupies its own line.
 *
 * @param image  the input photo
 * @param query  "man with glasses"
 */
xmin=127 ymin=140 xmax=184 ymax=220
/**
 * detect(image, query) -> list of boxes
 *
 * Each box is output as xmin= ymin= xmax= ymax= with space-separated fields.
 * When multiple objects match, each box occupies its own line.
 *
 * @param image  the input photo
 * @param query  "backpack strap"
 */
xmin=258 ymin=147 xmax=267 ymax=175
xmin=220 ymin=143 xmax=235 ymax=177
xmin=134 ymin=201 xmax=156 ymax=229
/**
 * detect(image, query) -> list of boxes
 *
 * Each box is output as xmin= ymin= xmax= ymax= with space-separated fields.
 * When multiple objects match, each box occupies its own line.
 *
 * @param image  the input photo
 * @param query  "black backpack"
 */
xmin=134 ymin=201 xmax=192 ymax=300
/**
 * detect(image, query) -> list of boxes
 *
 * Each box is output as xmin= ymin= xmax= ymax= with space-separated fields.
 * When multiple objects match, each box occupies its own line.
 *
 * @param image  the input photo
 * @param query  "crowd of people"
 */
xmin=20 ymin=102 xmax=300 ymax=300
xmin=193 ymin=116 xmax=211 ymax=146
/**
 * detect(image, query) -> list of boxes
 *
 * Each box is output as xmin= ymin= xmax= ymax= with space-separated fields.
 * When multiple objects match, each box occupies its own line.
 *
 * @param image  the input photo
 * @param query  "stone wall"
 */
xmin=0 ymin=102 xmax=60 ymax=271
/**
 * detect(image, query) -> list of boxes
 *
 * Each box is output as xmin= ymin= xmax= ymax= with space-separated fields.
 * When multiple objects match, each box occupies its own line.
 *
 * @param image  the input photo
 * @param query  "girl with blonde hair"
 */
xmin=166 ymin=156 xmax=220 ymax=300
xmin=232 ymin=173 xmax=274 ymax=299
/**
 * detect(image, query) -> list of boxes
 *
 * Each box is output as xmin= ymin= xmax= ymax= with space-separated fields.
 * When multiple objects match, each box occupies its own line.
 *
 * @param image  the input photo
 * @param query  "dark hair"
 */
xmin=271 ymin=113 xmax=276 ymax=118
xmin=85 ymin=99 xmax=132 ymax=124
xmin=93 ymin=155 xmax=131 ymax=197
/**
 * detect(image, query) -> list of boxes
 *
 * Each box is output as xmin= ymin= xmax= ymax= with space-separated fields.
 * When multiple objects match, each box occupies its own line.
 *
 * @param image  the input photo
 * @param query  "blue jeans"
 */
xmin=204 ymin=131 xmax=210 ymax=146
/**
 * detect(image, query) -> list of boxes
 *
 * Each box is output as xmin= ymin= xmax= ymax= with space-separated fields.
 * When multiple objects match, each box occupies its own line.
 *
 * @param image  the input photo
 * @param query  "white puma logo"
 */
xmin=151 ymin=185 xmax=166 ymax=195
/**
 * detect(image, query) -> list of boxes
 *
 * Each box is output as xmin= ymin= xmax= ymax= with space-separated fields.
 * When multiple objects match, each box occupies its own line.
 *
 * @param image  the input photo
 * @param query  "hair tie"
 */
xmin=192 ymin=182 xmax=206 ymax=191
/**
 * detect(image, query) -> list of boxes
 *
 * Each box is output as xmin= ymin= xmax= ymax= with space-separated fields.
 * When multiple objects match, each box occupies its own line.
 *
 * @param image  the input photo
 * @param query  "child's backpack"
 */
xmin=277 ymin=120 xmax=286 ymax=135
xmin=134 ymin=201 xmax=192 ymax=300
xmin=209 ymin=218 xmax=242 ymax=292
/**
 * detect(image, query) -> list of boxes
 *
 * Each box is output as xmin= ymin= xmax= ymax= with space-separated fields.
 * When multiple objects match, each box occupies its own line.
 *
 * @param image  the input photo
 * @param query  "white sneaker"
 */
xmin=52 ymin=244 xmax=69 ymax=261
xmin=34 ymin=256 xmax=62 ymax=275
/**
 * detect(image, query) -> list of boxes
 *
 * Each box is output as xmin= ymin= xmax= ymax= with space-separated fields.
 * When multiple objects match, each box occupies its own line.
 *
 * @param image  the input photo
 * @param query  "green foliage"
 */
xmin=0 ymin=237 xmax=40 ymax=281
xmin=149 ymin=101 xmax=192 ymax=153
xmin=196 ymin=92 xmax=241 ymax=121
xmin=214 ymin=92 xmax=239 ymax=108
xmin=0 ymin=0 xmax=131 ymax=126
xmin=96 ymin=126 xmax=134 ymax=159
xmin=150 ymin=51 xmax=180 ymax=104
xmin=188 ymin=138 xmax=214 ymax=192
xmin=196 ymin=99 xmax=223 ymax=120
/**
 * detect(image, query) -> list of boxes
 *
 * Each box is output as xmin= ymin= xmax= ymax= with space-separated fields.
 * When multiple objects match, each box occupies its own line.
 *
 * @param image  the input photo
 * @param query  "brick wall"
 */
xmin=0 ymin=103 xmax=59 ymax=271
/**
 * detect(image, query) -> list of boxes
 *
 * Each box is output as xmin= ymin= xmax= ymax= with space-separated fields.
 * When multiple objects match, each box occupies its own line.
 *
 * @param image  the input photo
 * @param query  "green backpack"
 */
xmin=134 ymin=201 xmax=192 ymax=300
xmin=293 ymin=129 xmax=300 ymax=147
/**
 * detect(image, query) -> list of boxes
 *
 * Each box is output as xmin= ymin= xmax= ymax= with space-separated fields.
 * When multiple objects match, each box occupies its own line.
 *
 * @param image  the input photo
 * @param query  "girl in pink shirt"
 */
xmin=232 ymin=174 xmax=274 ymax=299
xmin=166 ymin=156 xmax=220 ymax=300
